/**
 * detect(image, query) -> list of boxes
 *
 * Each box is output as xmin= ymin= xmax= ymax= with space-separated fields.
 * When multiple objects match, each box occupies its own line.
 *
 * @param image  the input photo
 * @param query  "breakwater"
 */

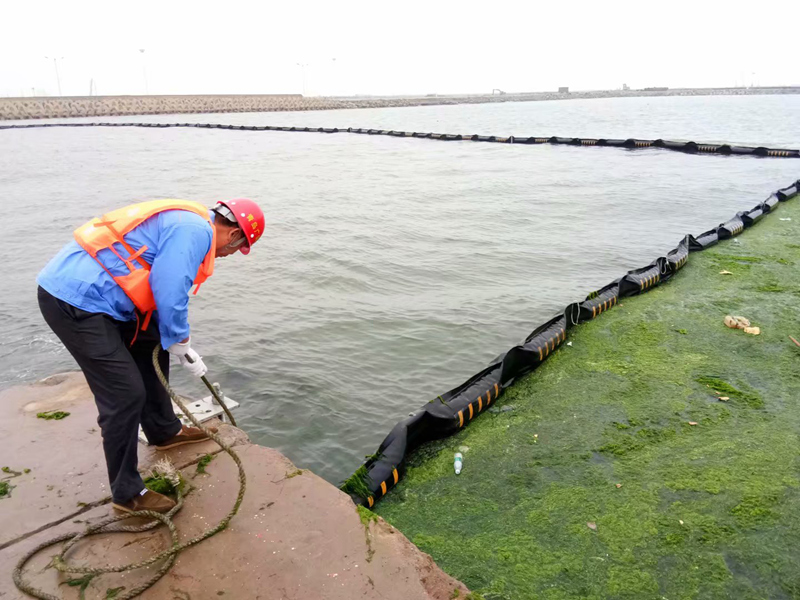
xmin=2 ymin=87 xmax=799 ymax=120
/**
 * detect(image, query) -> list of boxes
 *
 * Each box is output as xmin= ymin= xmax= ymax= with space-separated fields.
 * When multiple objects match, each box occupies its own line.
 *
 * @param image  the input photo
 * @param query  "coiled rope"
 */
xmin=13 ymin=345 xmax=247 ymax=600
xmin=1 ymin=121 xmax=799 ymax=158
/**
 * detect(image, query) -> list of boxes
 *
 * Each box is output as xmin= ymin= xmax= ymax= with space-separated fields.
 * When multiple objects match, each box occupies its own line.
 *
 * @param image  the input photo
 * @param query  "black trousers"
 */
xmin=38 ymin=286 xmax=182 ymax=503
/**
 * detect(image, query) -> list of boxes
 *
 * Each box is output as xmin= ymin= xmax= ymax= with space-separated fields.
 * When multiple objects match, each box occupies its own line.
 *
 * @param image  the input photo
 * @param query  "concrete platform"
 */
xmin=0 ymin=373 xmax=469 ymax=599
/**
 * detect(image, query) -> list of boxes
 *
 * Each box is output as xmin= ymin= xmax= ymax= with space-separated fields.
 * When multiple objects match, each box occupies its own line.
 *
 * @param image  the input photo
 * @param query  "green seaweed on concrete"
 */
xmin=145 ymin=458 xmax=185 ymax=496
xmin=1 ymin=466 xmax=25 ymax=497
xmin=356 ymin=505 xmax=379 ymax=562
xmin=105 ymin=587 xmax=125 ymax=599
xmin=375 ymin=198 xmax=800 ymax=599
xmin=357 ymin=505 xmax=378 ymax=527
xmin=36 ymin=410 xmax=70 ymax=420
xmin=143 ymin=475 xmax=177 ymax=496
xmin=62 ymin=574 xmax=95 ymax=600
xmin=196 ymin=454 xmax=215 ymax=475
xmin=144 ymin=467 xmax=186 ymax=497
xmin=0 ymin=481 xmax=12 ymax=499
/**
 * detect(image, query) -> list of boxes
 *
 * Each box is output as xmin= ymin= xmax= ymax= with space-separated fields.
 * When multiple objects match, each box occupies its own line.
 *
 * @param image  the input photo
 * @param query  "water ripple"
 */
xmin=2 ymin=95 xmax=799 ymax=482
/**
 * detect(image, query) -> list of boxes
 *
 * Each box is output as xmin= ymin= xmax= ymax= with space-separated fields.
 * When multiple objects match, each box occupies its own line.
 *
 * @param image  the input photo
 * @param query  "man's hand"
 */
xmin=167 ymin=339 xmax=208 ymax=378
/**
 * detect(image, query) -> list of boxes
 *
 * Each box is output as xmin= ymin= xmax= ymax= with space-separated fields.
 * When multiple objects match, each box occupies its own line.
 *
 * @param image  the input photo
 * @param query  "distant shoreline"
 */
xmin=1 ymin=87 xmax=798 ymax=121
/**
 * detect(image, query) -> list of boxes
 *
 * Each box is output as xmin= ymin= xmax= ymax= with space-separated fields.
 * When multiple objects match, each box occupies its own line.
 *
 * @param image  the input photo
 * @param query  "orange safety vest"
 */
xmin=74 ymin=199 xmax=216 ymax=332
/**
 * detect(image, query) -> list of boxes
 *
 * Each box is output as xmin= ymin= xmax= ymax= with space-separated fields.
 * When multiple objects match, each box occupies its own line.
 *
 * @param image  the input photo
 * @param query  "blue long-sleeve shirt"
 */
xmin=37 ymin=209 xmax=215 ymax=349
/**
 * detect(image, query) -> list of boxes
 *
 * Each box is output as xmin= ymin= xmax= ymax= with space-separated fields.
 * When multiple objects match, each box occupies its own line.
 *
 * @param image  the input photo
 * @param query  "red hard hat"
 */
xmin=215 ymin=199 xmax=264 ymax=255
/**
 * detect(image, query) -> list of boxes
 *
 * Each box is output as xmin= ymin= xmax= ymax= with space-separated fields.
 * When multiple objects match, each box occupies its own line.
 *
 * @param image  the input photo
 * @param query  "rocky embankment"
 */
xmin=1 ymin=87 xmax=799 ymax=120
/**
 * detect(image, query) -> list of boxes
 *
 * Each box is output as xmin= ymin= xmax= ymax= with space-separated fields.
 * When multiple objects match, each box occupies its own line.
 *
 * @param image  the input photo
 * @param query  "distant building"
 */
xmin=558 ymin=87 xmax=569 ymax=93
xmin=622 ymin=83 xmax=630 ymax=91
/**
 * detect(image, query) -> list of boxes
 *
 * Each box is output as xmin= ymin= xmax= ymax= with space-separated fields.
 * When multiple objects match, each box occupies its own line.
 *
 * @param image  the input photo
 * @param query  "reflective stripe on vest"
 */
xmin=74 ymin=200 xmax=216 ymax=319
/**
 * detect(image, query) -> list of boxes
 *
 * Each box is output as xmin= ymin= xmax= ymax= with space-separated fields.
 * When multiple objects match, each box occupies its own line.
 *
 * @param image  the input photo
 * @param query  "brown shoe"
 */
xmin=155 ymin=424 xmax=218 ymax=450
xmin=112 ymin=489 xmax=176 ymax=514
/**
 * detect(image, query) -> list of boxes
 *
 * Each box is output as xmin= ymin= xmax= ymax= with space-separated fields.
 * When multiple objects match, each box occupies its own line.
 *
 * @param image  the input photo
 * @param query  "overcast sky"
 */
xmin=2 ymin=0 xmax=798 ymax=98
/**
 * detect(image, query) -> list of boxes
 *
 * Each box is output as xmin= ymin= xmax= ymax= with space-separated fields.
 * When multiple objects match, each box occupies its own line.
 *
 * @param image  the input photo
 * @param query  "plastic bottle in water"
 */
xmin=454 ymin=452 xmax=463 ymax=475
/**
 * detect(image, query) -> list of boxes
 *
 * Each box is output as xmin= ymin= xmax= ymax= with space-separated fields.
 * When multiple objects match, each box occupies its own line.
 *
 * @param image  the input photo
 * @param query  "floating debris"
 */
xmin=454 ymin=453 xmax=463 ymax=475
xmin=724 ymin=315 xmax=750 ymax=329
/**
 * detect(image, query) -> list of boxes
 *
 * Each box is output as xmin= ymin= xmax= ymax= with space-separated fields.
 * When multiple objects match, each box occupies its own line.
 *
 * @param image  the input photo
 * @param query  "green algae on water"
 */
xmin=695 ymin=376 xmax=765 ymax=409
xmin=374 ymin=197 xmax=800 ymax=599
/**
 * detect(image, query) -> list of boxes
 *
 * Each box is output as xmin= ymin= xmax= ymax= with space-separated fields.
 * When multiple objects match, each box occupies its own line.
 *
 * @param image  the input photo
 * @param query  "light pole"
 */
xmin=296 ymin=62 xmax=308 ymax=96
xmin=139 ymin=49 xmax=149 ymax=94
xmin=44 ymin=56 xmax=63 ymax=96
